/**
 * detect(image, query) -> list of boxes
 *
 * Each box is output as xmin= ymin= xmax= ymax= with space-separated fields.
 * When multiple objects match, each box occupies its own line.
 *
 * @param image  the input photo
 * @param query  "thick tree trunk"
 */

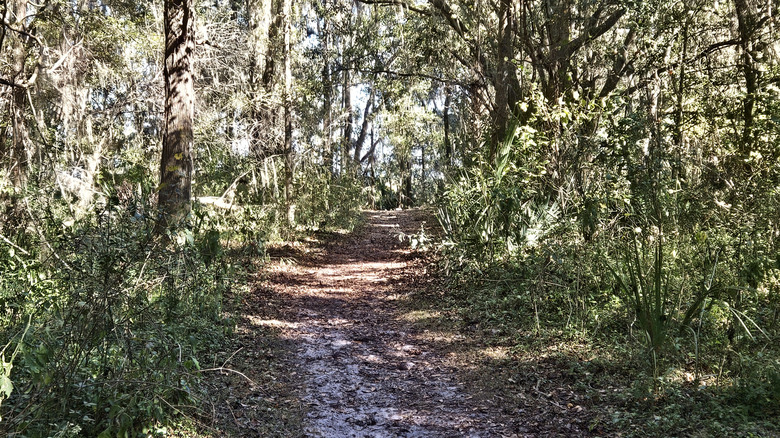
xmin=489 ymin=0 xmax=514 ymax=160
xmin=734 ymin=0 xmax=757 ymax=155
xmin=159 ymin=0 xmax=195 ymax=225
xmin=541 ymin=0 xmax=572 ymax=103
xmin=263 ymin=0 xmax=284 ymax=90
xmin=360 ymin=132 xmax=379 ymax=165
xmin=367 ymin=128 xmax=376 ymax=181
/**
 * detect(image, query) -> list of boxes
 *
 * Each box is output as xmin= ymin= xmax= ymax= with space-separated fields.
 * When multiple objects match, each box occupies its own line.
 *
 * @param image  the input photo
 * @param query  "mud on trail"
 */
xmin=246 ymin=209 xmax=521 ymax=437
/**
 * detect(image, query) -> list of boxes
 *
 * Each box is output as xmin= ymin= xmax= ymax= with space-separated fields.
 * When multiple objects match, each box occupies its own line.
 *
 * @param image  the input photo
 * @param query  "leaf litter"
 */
xmin=251 ymin=209 xmax=521 ymax=437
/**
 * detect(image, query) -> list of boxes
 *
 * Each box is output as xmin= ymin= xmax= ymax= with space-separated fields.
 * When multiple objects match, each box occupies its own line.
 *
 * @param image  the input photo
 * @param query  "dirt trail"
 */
xmin=254 ymin=210 xmax=518 ymax=437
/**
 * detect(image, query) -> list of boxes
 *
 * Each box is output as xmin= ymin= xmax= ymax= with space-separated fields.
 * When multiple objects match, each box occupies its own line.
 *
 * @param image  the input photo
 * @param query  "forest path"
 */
xmin=252 ymin=209 xmax=518 ymax=437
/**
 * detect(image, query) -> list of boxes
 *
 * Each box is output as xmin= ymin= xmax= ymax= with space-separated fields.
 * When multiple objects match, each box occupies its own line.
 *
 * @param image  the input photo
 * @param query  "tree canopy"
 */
xmin=1 ymin=0 xmax=779 ymax=435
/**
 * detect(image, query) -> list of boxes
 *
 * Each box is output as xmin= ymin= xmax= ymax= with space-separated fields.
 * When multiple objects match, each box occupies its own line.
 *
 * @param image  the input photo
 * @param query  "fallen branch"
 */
xmin=196 ymin=366 xmax=257 ymax=386
xmin=0 ymin=233 xmax=30 ymax=255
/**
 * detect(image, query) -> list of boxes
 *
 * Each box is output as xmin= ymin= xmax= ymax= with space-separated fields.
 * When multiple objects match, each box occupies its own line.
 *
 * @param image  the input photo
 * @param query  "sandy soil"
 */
xmin=251 ymin=209 xmax=521 ymax=437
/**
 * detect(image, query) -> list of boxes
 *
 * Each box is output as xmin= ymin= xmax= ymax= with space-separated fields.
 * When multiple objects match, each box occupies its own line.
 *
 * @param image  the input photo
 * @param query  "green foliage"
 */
xmin=294 ymin=167 xmax=365 ymax=232
xmin=0 ymin=199 xmax=230 ymax=437
xmin=439 ymin=121 xmax=551 ymax=267
xmin=437 ymin=32 xmax=780 ymax=430
xmin=1 ymin=0 xmax=778 ymax=434
xmin=607 ymin=231 xmax=676 ymax=360
xmin=366 ymin=177 xmax=400 ymax=211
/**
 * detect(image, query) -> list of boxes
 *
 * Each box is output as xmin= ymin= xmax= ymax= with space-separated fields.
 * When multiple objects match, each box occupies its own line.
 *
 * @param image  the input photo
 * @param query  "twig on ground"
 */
xmin=197 ymin=366 xmax=257 ymax=386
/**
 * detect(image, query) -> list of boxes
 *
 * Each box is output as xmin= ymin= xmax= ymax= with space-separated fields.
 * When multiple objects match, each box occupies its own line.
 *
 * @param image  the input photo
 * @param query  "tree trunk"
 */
xmin=674 ymin=20 xmax=688 ymax=148
xmin=353 ymin=87 xmax=374 ymax=163
xmin=159 ymin=0 xmax=195 ymax=226
xmin=320 ymin=0 xmax=333 ymax=173
xmin=402 ymin=156 xmax=412 ymax=208
xmin=443 ymin=86 xmax=452 ymax=167
xmin=263 ymin=0 xmax=284 ymax=90
xmin=489 ymin=0 xmax=514 ymax=160
xmin=10 ymin=74 xmax=28 ymax=189
xmin=283 ymin=0 xmax=294 ymax=225
xmin=342 ymin=64 xmax=352 ymax=175
xmin=367 ymin=127 xmax=376 ymax=207
xmin=734 ymin=0 xmax=757 ymax=155
xmin=8 ymin=0 xmax=30 ymax=188
xmin=248 ymin=0 xmax=269 ymax=155
xmin=420 ymin=142 xmax=425 ymax=197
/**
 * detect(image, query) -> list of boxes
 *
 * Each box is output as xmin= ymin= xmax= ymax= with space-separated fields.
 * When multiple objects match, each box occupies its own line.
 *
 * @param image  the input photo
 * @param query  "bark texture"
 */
xmin=7 ymin=0 xmax=30 ymax=188
xmin=159 ymin=0 xmax=195 ymax=224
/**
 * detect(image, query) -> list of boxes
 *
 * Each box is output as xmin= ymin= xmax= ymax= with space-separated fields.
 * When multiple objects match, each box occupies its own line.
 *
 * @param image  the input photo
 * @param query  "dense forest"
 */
xmin=1 ymin=0 xmax=779 ymax=436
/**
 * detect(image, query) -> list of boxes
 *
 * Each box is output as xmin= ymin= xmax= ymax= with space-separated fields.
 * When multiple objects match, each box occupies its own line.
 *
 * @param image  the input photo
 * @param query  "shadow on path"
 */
xmin=253 ymin=210 xmax=520 ymax=437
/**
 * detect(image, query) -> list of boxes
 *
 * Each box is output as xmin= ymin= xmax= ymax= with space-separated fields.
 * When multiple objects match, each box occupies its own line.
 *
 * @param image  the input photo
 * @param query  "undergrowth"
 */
xmin=433 ymin=252 xmax=780 ymax=437
xmin=432 ymin=103 xmax=780 ymax=436
xmin=0 ymin=195 xmax=235 ymax=437
xmin=0 ymin=160 xmax=368 ymax=436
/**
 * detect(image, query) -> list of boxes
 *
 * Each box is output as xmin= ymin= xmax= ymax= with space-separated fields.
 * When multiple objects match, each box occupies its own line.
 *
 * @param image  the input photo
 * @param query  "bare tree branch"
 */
xmin=557 ymin=7 xmax=626 ymax=61
xmin=0 ymin=76 xmax=21 ymax=88
xmin=352 ymin=67 xmax=459 ymax=85
xmin=355 ymin=0 xmax=430 ymax=15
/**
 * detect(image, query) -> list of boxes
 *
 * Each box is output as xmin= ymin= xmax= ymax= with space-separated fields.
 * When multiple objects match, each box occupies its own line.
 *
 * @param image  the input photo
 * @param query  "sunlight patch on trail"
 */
xmin=400 ymin=309 xmax=444 ymax=322
xmin=247 ymin=316 xmax=299 ymax=329
xmin=260 ymin=210 xmax=516 ymax=437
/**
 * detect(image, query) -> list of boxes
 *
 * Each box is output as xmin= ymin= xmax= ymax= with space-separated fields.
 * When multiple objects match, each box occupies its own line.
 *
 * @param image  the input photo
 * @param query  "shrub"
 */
xmin=0 ymin=198 xmax=229 ymax=437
